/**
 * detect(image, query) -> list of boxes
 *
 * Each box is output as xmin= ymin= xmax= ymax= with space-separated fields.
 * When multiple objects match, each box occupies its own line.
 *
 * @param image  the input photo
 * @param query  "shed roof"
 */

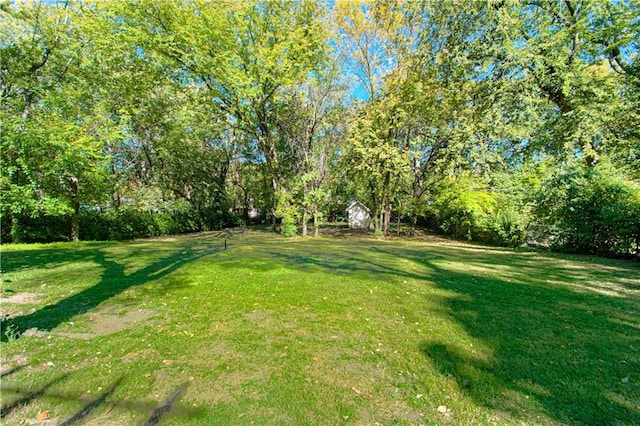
xmin=346 ymin=200 xmax=370 ymax=213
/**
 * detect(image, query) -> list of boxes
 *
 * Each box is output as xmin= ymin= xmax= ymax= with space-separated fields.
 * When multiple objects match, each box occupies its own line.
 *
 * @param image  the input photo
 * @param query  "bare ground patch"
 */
xmin=1 ymin=292 xmax=38 ymax=304
xmin=47 ymin=308 xmax=155 ymax=340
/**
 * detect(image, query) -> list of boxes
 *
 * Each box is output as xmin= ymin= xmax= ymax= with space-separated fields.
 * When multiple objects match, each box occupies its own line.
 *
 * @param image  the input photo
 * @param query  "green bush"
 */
xmin=535 ymin=162 xmax=640 ymax=258
xmin=280 ymin=222 xmax=297 ymax=237
xmin=489 ymin=208 xmax=528 ymax=248
xmin=1 ymin=203 xmax=242 ymax=244
xmin=430 ymin=175 xmax=528 ymax=247
xmin=5 ymin=213 xmax=71 ymax=243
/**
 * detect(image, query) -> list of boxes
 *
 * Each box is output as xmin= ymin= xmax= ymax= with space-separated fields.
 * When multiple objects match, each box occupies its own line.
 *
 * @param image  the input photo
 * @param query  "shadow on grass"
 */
xmin=59 ymin=377 xmax=123 ymax=426
xmin=398 ymin=248 xmax=640 ymax=424
xmin=0 ymin=241 xmax=220 ymax=341
xmin=0 ymin=373 xmax=70 ymax=418
xmin=2 ymin=374 xmax=201 ymax=424
xmin=241 ymin=240 xmax=640 ymax=424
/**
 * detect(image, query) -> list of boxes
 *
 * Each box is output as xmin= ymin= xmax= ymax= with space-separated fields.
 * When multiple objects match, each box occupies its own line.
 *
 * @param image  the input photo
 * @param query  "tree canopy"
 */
xmin=1 ymin=0 xmax=638 ymax=257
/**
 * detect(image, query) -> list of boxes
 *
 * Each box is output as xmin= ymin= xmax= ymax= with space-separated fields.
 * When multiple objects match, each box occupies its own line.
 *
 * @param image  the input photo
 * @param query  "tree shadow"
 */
xmin=1 ymin=373 xmax=202 ymax=423
xmin=0 ymin=243 xmax=113 ymax=275
xmin=142 ymin=383 xmax=188 ymax=426
xmin=1 ymin=241 xmax=220 ymax=341
xmin=59 ymin=377 xmax=123 ymax=426
xmin=1 ymin=373 xmax=70 ymax=418
xmin=215 ymin=237 xmax=640 ymax=424
xmin=415 ymin=259 xmax=640 ymax=424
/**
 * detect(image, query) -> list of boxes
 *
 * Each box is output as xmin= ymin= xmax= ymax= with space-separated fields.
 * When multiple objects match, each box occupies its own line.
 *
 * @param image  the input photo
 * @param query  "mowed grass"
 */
xmin=1 ymin=228 xmax=639 ymax=425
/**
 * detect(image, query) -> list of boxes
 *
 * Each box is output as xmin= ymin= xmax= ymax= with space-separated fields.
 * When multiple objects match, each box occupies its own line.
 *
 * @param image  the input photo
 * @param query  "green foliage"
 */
xmin=280 ymin=222 xmax=298 ymax=238
xmin=4 ymin=214 xmax=72 ymax=243
xmin=489 ymin=208 xmax=527 ymax=248
xmin=535 ymin=162 xmax=640 ymax=258
xmin=275 ymin=190 xmax=298 ymax=237
xmin=2 ymin=0 xmax=639 ymax=250
xmin=432 ymin=174 xmax=528 ymax=247
xmin=2 ymin=204 xmax=241 ymax=243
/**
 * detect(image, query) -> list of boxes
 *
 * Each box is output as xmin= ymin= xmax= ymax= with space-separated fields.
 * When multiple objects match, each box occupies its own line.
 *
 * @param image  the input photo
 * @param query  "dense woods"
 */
xmin=1 ymin=0 xmax=639 ymax=258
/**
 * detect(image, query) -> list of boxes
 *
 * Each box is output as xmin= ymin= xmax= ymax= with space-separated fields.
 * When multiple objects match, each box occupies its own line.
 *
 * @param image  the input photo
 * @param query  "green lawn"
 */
xmin=1 ymin=228 xmax=639 ymax=425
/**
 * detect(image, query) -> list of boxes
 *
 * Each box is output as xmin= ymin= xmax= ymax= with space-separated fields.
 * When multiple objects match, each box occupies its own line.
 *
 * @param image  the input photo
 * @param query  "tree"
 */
xmin=110 ymin=0 xmax=331 ymax=232
xmin=275 ymin=65 xmax=346 ymax=236
xmin=1 ymin=1 xmax=112 ymax=241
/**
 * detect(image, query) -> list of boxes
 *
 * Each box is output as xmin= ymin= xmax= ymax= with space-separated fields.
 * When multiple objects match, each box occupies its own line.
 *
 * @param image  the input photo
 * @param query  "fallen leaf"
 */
xmin=36 ymin=410 xmax=50 ymax=420
xmin=163 ymin=359 xmax=175 ymax=365
xmin=312 ymin=356 xmax=318 ymax=362
xmin=621 ymin=377 xmax=630 ymax=383
xmin=437 ymin=405 xmax=448 ymax=413
xmin=351 ymin=387 xmax=361 ymax=395
xmin=342 ymin=415 xmax=349 ymax=420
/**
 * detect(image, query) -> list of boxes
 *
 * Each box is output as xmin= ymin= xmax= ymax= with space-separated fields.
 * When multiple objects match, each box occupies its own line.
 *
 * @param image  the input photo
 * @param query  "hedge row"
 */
xmin=2 ymin=206 xmax=242 ymax=243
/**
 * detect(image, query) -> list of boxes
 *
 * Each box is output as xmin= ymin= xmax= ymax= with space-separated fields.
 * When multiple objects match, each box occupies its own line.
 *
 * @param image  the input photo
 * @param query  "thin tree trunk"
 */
xmin=411 ymin=215 xmax=417 ymax=237
xmin=70 ymin=177 xmax=80 ymax=242
xmin=313 ymin=208 xmax=319 ymax=237
xmin=10 ymin=216 xmax=20 ymax=243
xmin=71 ymin=208 xmax=80 ymax=242
xmin=384 ymin=205 xmax=390 ymax=237
xmin=271 ymin=175 xmax=278 ymax=232
xmin=302 ymin=209 xmax=308 ymax=237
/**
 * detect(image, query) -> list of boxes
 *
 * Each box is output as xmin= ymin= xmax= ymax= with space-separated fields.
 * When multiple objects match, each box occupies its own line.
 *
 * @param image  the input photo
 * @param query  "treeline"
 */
xmin=1 ymin=1 xmax=638 ymax=258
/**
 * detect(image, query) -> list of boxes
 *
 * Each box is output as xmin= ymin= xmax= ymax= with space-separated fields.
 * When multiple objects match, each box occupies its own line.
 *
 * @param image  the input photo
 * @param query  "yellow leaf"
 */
xmin=36 ymin=410 xmax=50 ymax=420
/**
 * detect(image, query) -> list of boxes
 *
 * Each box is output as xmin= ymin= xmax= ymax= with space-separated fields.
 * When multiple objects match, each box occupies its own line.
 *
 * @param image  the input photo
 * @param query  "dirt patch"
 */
xmin=1 ymin=292 xmax=38 ymax=304
xmin=47 ymin=308 xmax=155 ymax=340
xmin=88 ymin=308 xmax=154 ymax=335
xmin=121 ymin=348 xmax=162 ymax=364
xmin=243 ymin=309 xmax=275 ymax=325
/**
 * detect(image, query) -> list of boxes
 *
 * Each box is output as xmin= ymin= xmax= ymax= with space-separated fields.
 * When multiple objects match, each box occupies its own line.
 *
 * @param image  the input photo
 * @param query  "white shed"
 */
xmin=346 ymin=200 xmax=371 ymax=229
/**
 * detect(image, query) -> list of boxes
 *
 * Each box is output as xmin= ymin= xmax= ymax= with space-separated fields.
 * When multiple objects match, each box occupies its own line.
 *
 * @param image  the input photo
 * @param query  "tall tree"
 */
xmin=1 ymin=1 xmax=113 ymax=241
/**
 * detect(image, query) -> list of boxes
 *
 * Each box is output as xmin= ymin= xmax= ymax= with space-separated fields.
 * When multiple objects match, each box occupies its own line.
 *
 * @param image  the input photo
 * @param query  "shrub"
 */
xmin=489 ymin=208 xmax=527 ymax=248
xmin=431 ymin=175 xmax=528 ymax=247
xmin=6 ymin=213 xmax=71 ymax=243
xmin=1 ymin=203 xmax=242 ymax=244
xmin=534 ymin=162 xmax=640 ymax=258
xmin=280 ymin=222 xmax=298 ymax=237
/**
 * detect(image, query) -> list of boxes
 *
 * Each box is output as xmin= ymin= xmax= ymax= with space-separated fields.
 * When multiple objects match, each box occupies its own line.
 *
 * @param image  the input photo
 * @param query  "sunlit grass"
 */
xmin=1 ymin=229 xmax=639 ymax=425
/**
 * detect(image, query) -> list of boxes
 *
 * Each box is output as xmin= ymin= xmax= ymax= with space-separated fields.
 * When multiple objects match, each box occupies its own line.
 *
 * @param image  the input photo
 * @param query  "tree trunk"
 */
xmin=271 ymin=175 xmax=279 ymax=232
xmin=243 ymin=188 xmax=250 ymax=223
xmin=302 ymin=209 xmax=308 ymax=237
xmin=70 ymin=177 xmax=80 ymax=242
xmin=71 ymin=207 xmax=80 ymax=242
xmin=411 ymin=215 xmax=417 ymax=237
xmin=10 ymin=215 xmax=20 ymax=243
xmin=397 ymin=209 xmax=401 ymax=237
xmin=384 ymin=205 xmax=391 ymax=237
xmin=313 ymin=208 xmax=319 ymax=237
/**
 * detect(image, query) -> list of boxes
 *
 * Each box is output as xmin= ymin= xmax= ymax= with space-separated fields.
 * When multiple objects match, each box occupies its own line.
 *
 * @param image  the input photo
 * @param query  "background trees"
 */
xmin=1 ymin=0 xmax=638 ymax=258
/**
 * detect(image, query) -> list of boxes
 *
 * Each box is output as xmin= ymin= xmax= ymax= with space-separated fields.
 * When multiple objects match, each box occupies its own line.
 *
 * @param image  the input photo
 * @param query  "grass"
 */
xmin=0 ymin=228 xmax=639 ymax=425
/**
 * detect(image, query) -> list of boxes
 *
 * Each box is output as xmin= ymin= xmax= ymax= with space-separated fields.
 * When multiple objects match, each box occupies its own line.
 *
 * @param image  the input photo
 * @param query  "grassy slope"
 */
xmin=0 ymin=229 xmax=639 ymax=425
